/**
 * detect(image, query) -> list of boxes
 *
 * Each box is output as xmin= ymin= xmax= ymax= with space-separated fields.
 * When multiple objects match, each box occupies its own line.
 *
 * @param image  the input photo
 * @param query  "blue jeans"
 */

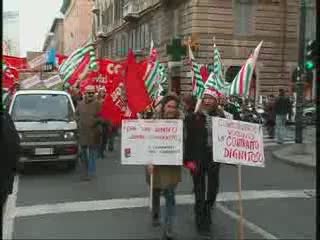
xmin=276 ymin=114 xmax=287 ymax=143
xmin=161 ymin=186 xmax=176 ymax=227
xmin=80 ymin=145 xmax=98 ymax=176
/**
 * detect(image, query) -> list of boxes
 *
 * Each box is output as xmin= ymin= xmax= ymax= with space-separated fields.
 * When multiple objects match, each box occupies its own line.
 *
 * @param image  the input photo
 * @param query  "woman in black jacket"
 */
xmin=184 ymin=89 xmax=225 ymax=238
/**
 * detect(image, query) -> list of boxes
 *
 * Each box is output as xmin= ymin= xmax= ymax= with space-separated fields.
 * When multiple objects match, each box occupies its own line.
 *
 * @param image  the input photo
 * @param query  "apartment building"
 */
xmin=91 ymin=0 xmax=315 ymax=97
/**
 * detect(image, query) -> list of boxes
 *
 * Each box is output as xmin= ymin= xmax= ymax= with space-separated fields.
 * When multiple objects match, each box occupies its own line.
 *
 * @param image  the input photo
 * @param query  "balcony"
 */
xmin=123 ymin=1 xmax=139 ymax=22
xmin=96 ymin=24 xmax=113 ymax=38
xmin=123 ymin=0 xmax=160 ymax=22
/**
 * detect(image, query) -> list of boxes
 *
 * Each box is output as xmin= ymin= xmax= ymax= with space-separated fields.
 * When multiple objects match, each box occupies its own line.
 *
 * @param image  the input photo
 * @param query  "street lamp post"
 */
xmin=295 ymin=0 xmax=306 ymax=144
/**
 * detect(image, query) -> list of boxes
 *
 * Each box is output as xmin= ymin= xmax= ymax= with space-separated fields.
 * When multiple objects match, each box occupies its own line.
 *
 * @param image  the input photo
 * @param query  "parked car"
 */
xmin=8 ymin=90 xmax=79 ymax=171
xmin=303 ymin=106 xmax=316 ymax=125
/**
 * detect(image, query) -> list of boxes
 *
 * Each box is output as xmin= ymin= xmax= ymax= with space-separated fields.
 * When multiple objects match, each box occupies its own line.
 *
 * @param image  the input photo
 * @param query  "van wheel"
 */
xmin=66 ymin=161 xmax=76 ymax=171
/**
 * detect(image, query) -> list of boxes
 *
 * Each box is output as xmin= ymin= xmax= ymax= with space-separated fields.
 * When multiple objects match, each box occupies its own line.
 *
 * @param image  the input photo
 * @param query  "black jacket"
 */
xmin=274 ymin=96 xmax=290 ymax=115
xmin=1 ymin=111 xmax=20 ymax=204
xmin=184 ymin=109 xmax=225 ymax=172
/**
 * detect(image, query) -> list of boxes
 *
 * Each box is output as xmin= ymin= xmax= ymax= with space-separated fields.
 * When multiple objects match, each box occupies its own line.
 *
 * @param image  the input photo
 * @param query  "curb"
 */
xmin=272 ymin=150 xmax=315 ymax=169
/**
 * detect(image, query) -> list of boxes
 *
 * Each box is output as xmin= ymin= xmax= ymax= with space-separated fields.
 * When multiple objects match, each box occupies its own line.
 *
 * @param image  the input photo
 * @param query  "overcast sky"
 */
xmin=4 ymin=0 xmax=63 ymax=57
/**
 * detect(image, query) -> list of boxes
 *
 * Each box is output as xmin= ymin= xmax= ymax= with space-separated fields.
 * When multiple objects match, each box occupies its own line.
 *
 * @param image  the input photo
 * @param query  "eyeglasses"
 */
xmin=86 ymin=92 xmax=95 ymax=96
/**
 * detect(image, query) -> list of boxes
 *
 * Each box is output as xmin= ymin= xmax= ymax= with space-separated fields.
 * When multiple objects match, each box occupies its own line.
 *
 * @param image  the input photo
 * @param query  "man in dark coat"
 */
xmin=75 ymin=85 xmax=102 ymax=180
xmin=265 ymin=95 xmax=276 ymax=138
xmin=184 ymin=88 xmax=225 ymax=237
xmin=1 ymin=110 xmax=20 ymax=210
xmin=274 ymin=89 xmax=290 ymax=144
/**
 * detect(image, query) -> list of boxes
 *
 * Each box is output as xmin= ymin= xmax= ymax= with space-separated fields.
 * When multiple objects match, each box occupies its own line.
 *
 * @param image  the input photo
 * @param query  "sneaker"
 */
xmin=152 ymin=214 xmax=160 ymax=227
xmin=164 ymin=225 xmax=174 ymax=239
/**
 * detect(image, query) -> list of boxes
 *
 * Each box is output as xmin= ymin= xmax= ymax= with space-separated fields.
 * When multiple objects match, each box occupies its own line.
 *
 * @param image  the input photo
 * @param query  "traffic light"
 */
xmin=305 ymin=40 xmax=316 ymax=71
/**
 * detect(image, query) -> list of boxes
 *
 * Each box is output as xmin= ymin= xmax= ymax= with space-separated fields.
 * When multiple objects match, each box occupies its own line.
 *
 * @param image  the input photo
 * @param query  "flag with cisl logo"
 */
xmin=99 ymin=58 xmax=136 ymax=126
xmin=212 ymin=117 xmax=265 ymax=167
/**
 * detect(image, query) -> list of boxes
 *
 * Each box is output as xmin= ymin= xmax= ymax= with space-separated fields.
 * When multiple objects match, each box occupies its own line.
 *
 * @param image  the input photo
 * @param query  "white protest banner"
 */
xmin=212 ymin=117 xmax=265 ymax=167
xmin=121 ymin=119 xmax=183 ymax=165
xmin=20 ymin=74 xmax=41 ymax=89
xmin=43 ymin=75 xmax=62 ymax=88
xmin=28 ymin=53 xmax=47 ymax=69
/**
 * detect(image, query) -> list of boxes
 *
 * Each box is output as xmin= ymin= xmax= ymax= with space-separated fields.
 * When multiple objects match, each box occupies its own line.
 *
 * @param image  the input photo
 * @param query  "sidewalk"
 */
xmin=272 ymin=126 xmax=316 ymax=168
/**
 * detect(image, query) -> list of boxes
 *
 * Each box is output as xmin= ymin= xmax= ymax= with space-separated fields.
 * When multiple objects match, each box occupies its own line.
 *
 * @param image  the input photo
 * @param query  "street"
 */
xmin=3 ymin=127 xmax=316 ymax=240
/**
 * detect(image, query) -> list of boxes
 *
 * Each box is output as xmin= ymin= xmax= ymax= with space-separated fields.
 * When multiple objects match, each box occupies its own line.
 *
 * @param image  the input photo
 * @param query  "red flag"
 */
xmin=68 ymin=54 xmax=91 ymax=87
xmin=3 ymin=55 xmax=29 ymax=69
xmin=79 ymin=71 xmax=98 ymax=94
xmin=98 ymin=59 xmax=136 ymax=126
xmin=56 ymin=54 xmax=68 ymax=65
xmin=125 ymin=50 xmax=151 ymax=113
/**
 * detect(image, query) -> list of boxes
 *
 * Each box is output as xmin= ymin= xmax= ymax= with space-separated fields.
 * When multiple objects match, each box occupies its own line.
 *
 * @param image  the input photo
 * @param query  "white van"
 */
xmin=9 ymin=90 xmax=78 ymax=171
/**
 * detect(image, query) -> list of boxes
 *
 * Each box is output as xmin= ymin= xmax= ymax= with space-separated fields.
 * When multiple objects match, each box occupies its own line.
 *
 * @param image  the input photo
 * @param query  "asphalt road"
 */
xmin=4 ymin=132 xmax=316 ymax=240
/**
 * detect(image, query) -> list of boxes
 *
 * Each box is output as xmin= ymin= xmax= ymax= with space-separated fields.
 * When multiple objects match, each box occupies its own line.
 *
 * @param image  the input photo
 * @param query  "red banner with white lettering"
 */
xmin=98 ymin=59 xmax=137 ymax=126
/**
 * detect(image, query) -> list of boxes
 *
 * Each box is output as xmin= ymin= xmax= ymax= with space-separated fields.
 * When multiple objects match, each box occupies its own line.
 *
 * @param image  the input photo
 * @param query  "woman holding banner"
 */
xmin=146 ymin=94 xmax=182 ymax=239
xmin=184 ymin=88 xmax=225 ymax=238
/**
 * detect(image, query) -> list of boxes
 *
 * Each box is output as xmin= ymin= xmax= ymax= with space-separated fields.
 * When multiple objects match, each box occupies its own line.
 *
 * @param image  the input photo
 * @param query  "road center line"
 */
xmin=216 ymin=203 xmax=278 ymax=239
xmin=15 ymin=189 xmax=314 ymax=218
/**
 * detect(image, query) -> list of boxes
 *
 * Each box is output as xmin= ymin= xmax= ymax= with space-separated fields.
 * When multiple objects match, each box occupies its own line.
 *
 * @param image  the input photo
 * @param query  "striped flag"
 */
xmin=144 ymin=40 xmax=168 ymax=99
xmin=20 ymin=75 xmax=41 ymax=89
xmin=203 ymin=44 xmax=230 ymax=96
xmin=58 ymin=43 xmax=97 ymax=83
xmin=188 ymin=45 xmax=205 ymax=99
xmin=225 ymin=41 xmax=263 ymax=96
xmin=212 ymin=44 xmax=230 ymax=93
xmin=43 ymin=75 xmax=62 ymax=88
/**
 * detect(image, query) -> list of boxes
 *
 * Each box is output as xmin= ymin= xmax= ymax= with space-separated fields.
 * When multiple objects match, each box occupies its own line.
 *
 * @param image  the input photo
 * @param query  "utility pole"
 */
xmin=295 ymin=0 xmax=306 ymax=144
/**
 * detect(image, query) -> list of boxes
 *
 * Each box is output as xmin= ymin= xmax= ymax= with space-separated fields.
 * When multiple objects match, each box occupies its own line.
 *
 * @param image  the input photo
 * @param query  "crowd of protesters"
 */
xmin=1 ymin=80 xmax=294 ymax=239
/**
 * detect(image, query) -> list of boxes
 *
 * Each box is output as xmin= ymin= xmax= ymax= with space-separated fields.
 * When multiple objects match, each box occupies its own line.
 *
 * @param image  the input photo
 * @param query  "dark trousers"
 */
xmin=266 ymin=120 xmax=275 ymax=138
xmin=192 ymin=162 xmax=220 ymax=230
xmin=100 ymin=126 xmax=108 ymax=157
xmin=152 ymin=188 xmax=161 ymax=217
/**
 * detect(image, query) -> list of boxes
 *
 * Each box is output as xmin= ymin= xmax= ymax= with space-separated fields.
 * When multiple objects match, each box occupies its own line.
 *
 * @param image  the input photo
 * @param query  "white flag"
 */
xmin=20 ymin=75 xmax=41 ymax=89
xmin=43 ymin=75 xmax=62 ymax=88
xmin=28 ymin=53 xmax=47 ymax=69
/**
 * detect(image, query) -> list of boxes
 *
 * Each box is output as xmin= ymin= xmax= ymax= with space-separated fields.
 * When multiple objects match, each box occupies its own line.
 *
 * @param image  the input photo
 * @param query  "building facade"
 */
xmin=3 ymin=11 xmax=20 ymax=56
xmin=60 ymin=0 xmax=95 ymax=55
xmin=92 ymin=0 xmax=315 ymax=98
xmin=43 ymin=18 xmax=64 ymax=54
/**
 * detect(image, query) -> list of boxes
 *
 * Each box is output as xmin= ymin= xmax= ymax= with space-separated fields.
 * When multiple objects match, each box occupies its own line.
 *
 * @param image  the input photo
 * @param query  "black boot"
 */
xmin=152 ymin=213 xmax=160 ymax=227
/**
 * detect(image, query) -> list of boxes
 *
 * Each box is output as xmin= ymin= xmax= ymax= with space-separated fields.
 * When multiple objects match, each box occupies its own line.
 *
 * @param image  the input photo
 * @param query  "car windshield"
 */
xmin=11 ymin=94 xmax=74 ymax=122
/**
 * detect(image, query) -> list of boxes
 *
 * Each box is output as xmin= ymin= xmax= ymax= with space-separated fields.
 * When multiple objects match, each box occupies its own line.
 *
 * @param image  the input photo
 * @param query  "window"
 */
xmin=136 ymin=26 xmax=140 ymax=50
xmin=233 ymin=0 xmax=254 ymax=35
xmin=114 ymin=38 xmax=118 ymax=56
xmin=11 ymin=94 xmax=74 ymax=122
xmin=145 ymin=24 xmax=150 ymax=48
xmin=305 ymin=0 xmax=316 ymax=41
xmin=132 ymin=29 xmax=136 ymax=50
xmin=141 ymin=24 xmax=146 ymax=49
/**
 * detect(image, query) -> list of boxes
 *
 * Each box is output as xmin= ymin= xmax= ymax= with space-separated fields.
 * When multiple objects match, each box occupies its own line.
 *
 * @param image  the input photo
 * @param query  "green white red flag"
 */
xmin=144 ymin=40 xmax=168 ymax=100
xmin=225 ymin=41 xmax=263 ymax=96
xmin=58 ymin=43 xmax=97 ymax=83
xmin=188 ymin=45 xmax=205 ymax=99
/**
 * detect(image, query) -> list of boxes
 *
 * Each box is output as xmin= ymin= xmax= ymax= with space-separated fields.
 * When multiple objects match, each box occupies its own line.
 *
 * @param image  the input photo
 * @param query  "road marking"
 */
xmin=15 ymin=189 xmax=314 ymax=217
xmin=2 ymin=175 xmax=19 ymax=240
xmin=217 ymin=203 xmax=278 ymax=239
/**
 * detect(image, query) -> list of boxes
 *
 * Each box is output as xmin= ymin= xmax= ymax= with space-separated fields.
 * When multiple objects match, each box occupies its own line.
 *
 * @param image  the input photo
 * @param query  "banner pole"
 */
xmin=149 ymin=170 xmax=153 ymax=211
xmin=237 ymin=164 xmax=244 ymax=240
